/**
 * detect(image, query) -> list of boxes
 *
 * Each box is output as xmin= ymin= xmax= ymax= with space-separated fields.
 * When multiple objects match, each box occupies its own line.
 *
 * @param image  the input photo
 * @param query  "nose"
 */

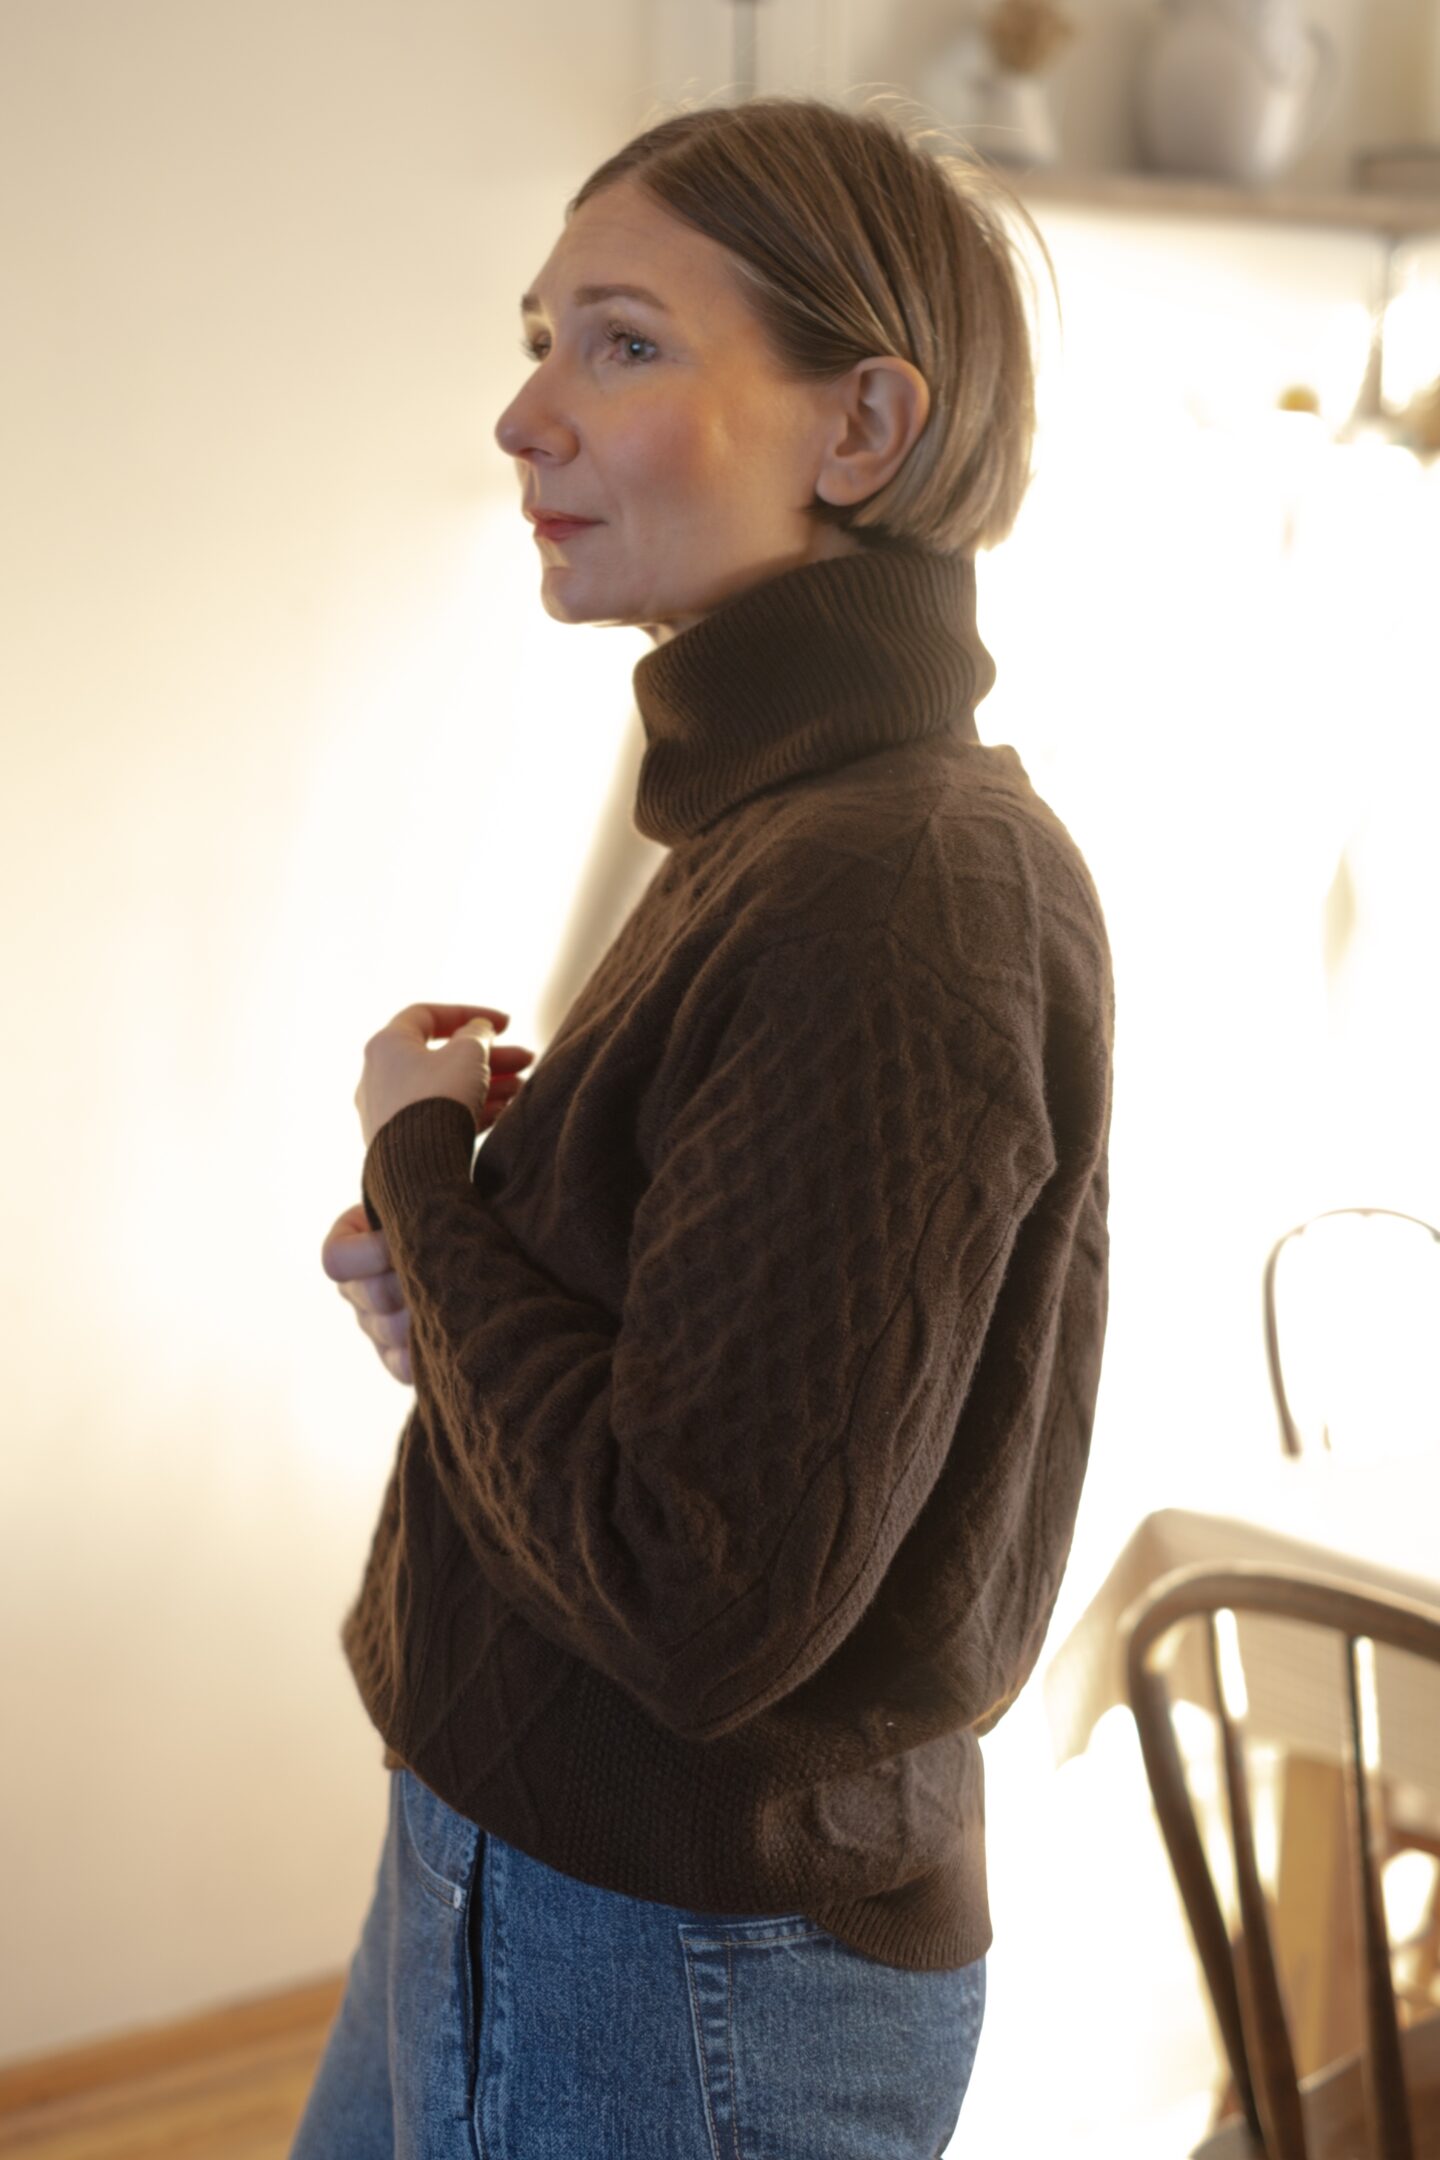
xmin=494 ymin=372 xmax=574 ymax=462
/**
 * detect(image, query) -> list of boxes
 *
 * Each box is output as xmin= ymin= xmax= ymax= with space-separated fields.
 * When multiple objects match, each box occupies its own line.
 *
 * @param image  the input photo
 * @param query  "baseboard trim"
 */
xmin=0 ymin=1974 xmax=346 ymax=2115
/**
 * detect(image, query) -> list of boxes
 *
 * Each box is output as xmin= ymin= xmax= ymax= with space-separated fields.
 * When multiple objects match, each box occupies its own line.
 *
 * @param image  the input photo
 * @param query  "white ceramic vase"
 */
xmin=976 ymin=69 xmax=1062 ymax=167
xmin=1135 ymin=0 xmax=1340 ymax=183
xmin=916 ymin=27 xmax=1061 ymax=168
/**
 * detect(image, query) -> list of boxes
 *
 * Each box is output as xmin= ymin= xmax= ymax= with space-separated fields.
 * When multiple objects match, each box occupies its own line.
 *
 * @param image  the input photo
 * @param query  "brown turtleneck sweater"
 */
xmin=344 ymin=541 xmax=1114 ymax=1972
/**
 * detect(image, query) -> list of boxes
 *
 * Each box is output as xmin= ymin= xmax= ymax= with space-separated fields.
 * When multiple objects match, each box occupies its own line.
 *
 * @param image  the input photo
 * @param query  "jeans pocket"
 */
xmin=677 ymin=1915 xmax=984 ymax=2160
xmin=396 ymin=1763 xmax=482 ymax=1911
xmin=381 ymin=1767 xmax=488 ymax=2143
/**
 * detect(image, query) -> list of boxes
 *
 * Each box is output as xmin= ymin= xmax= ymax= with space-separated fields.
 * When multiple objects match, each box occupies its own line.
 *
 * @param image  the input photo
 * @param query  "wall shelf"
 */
xmin=1001 ymin=165 xmax=1440 ymax=242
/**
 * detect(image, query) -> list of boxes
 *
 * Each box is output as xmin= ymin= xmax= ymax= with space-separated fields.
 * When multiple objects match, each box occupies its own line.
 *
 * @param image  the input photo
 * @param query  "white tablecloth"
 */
xmin=1042 ymin=1454 xmax=1440 ymax=1805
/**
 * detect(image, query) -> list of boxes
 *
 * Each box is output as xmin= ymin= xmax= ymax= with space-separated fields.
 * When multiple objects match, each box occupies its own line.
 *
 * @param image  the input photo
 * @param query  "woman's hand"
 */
xmin=355 ymin=1003 xmax=527 ymax=1151
xmin=331 ymin=1032 xmax=535 ymax=1383
xmin=322 ymin=1203 xmax=417 ymax=1384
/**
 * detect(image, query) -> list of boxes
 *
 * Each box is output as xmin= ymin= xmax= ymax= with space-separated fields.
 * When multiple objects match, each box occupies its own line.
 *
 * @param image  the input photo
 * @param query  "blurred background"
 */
xmin=2 ymin=0 xmax=1438 ymax=2152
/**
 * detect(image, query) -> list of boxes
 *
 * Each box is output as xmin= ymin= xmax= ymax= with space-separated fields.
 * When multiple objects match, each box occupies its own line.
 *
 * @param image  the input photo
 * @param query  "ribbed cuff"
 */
xmin=362 ymin=1095 xmax=477 ymax=1233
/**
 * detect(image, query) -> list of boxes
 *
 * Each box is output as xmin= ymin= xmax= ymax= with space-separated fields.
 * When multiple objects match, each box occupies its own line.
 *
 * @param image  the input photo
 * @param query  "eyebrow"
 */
xmin=519 ymin=281 xmax=671 ymax=319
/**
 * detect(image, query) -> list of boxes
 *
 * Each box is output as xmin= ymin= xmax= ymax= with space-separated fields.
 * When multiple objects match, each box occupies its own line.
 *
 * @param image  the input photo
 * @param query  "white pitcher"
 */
xmin=1136 ymin=0 xmax=1342 ymax=184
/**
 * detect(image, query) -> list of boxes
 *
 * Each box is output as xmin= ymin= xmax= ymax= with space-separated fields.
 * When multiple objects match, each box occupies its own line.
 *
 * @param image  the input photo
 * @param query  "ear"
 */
xmin=813 ymin=357 xmax=931 ymax=509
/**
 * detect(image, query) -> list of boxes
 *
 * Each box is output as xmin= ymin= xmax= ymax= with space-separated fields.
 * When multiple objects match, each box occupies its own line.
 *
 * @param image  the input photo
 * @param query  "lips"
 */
xmin=529 ymin=512 xmax=600 ymax=539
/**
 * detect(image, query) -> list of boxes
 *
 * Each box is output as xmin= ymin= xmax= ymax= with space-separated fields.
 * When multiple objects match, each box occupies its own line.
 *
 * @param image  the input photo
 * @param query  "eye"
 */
xmin=517 ymin=320 xmax=659 ymax=366
xmin=601 ymin=319 xmax=659 ymax=365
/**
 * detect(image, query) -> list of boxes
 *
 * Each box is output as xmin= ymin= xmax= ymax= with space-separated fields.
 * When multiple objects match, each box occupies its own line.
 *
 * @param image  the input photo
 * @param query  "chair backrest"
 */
xmin=1262 ymin=1209 xmax=1440 ymax=1460
xmin=1123 ymin=1562 xmax=1440 ymax=2158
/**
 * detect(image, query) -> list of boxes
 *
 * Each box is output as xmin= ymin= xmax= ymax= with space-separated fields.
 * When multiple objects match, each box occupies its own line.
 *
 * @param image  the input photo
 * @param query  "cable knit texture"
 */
xmin=344 ymin=541 xmax=1114 ymax=1972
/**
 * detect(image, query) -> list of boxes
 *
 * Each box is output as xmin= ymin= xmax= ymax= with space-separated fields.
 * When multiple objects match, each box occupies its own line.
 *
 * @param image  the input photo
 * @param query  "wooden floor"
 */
xmin=0 ymin=1977 xmax=343 ymax=2159
xmin=0 ymin=1972 xmax=1241 ymax=2159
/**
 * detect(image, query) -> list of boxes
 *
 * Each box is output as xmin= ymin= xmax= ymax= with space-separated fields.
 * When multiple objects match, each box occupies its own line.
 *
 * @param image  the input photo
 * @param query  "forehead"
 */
xmin=521 ymin=181 xmax=739 ymax=320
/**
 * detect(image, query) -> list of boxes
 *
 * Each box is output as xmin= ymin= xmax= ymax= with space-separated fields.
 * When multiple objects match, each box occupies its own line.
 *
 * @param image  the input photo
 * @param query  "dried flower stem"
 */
xmin=982 ymin=0 xmax=1078 ymax=74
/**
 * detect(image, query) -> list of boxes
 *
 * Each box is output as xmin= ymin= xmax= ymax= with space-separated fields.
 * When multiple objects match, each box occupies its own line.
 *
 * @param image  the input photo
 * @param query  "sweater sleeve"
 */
xmin=360 ymin=925 xmax=1057 ymax=1745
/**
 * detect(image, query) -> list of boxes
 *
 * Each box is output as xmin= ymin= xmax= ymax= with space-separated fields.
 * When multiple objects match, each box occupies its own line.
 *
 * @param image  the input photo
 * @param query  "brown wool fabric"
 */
xmin=345 ymin=540 xmax=1115 ymax=1972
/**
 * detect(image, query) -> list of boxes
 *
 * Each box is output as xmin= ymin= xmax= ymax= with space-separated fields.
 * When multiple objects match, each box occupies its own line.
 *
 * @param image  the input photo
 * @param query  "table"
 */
xmin=1042 ymin=1452 xmax=1440 ymax=2081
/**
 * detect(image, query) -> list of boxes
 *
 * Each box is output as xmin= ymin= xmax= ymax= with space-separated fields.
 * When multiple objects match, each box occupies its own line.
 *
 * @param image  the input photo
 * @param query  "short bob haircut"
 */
xmin=569 ymin=91 xmax=1060 ymax=559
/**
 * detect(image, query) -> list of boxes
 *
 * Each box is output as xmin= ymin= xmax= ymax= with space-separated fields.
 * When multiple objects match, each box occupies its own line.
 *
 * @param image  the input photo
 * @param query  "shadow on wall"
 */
xmin=536 ymin=707 xmax=665 ymax=1042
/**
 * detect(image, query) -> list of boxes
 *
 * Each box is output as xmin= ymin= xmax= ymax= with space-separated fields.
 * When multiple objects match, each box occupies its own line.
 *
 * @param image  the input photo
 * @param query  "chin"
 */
xmin=537 ymin=579 xmax=653 ymax=634
xmin=537 ymin=584 xmax=595 ymax=624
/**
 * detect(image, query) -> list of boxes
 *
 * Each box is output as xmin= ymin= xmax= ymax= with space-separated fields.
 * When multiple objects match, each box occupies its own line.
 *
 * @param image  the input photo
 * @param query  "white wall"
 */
xmin=0 ymin=0 xmax=656 ymax=2062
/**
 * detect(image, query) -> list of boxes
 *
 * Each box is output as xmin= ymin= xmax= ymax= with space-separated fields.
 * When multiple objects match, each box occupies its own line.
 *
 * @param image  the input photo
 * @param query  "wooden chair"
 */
xmin=1261 ymin=1207 xmax=1440 ymax=2008
xmin=1123 ymin=1562 xmax=1440 ymax=2156
xmin=1261 ymin=1207 xmax=1440 ymax=1461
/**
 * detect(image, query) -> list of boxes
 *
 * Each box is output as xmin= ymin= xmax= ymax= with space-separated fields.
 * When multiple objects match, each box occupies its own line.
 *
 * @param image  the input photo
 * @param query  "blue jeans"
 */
xmin=289 ymin=1763 xmax=987 ymax=2159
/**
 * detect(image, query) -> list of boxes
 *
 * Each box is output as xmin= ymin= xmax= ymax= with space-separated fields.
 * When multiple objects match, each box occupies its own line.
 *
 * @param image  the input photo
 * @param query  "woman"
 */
xmin=300 ymin=93 xmax=1113 ymax=2160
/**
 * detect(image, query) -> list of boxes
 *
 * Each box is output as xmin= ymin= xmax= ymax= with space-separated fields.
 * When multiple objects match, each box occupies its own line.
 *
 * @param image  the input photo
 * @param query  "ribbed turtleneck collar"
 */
xmin=630 ymin=542 xmax=995 ymax=846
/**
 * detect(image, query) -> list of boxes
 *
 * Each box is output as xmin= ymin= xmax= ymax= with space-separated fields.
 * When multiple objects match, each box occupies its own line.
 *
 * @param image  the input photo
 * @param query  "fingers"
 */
xmin=322 ymin=1221 xmax=393 ymax=1282
xmin=352 ymin=1299 xmax=411 ymax=1351
xmin=324 ymin=1200 xmax=413 ymax=1387
xmin=354 ymin=1299 xmax=413 ymax=1385
xmin=382 ymin=1342 xmax=414 ymax=1386
xmin=385 ymin=1003 xmax=511 ymax=1042
xmin=340 ymin=1267 xmax=407 ymax=1316
xmin=477 ymin=1049 xmax=533 ymax=1129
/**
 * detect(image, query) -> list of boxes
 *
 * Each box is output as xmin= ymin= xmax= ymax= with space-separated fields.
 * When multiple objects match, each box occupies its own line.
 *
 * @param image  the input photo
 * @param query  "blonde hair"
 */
xmin=570 ymin=92 xmax=1060 ymax=557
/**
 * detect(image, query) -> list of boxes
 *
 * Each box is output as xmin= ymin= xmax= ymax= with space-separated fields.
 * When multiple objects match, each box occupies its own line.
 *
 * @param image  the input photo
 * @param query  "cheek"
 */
xmin=599 ymin=382 xmax=811 ymax=518
xmin=608 ymin=399 xmax=727 ymax=497
xmin=709 ymin=384 xmax=818 ymax=495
